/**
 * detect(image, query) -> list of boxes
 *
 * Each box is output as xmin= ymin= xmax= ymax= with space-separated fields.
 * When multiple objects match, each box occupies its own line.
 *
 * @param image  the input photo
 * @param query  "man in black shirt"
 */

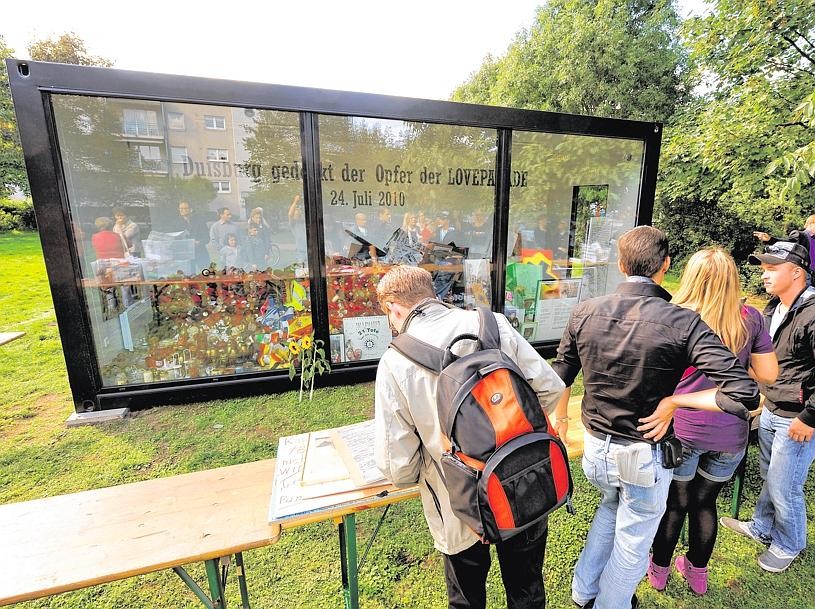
xmin=551 ymin=226 xmax=758 ymax=609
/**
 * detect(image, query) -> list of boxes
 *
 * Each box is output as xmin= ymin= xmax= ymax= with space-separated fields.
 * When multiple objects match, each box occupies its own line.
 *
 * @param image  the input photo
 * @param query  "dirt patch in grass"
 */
xmin=0 ymin=393 xmax=73 ymax=443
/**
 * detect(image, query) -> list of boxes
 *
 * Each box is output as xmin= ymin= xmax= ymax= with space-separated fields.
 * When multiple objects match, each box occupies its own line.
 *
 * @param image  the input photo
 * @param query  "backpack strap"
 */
xmin=389 ymin=334 xmax=446 ymax=373
xmin=476 ymin=306 xmax=501 ymax=350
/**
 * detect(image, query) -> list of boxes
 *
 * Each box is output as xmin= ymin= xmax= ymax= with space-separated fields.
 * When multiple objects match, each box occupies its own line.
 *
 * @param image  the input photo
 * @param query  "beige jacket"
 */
xmin=374 ymin=302 xmax=565 ymax=555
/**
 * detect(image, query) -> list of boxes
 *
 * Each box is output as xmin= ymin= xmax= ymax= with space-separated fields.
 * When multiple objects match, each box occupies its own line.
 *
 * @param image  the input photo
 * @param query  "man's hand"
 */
xmin=788 ymin=417 xmax=815 ymax=443
xmin=554 ymin=419 xmax=569 ymax=445
xmin=753 ymin=231 xmax=771 ymax=242
xmin=637 ymin=396 xmax=678 ymax=441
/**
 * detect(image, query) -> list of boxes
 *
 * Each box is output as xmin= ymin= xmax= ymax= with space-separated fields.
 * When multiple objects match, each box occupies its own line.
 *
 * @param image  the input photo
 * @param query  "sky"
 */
xmin=2 ymin=0 xmax=710 ymax=101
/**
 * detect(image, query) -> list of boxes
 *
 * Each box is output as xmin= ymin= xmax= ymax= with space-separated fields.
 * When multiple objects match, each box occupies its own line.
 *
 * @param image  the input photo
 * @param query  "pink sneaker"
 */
xmin=647 ymin=555 xmax=670 ymax=591
xmin=675 ymin=555 xmax=708 ymax=595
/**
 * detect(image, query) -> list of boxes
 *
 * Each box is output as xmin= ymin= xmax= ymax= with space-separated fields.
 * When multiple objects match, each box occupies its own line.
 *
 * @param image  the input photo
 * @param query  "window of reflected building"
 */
xmin=318 ymin=116 xmax=498 ymax=364
xmin=505 ymin=131 xmax=645 ymax=342
xmin=52 ymin=96 xmax=312 ymax=387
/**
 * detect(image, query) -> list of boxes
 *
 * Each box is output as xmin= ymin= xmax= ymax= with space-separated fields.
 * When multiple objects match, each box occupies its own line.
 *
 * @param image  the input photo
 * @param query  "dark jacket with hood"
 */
xmin=761 ymin=286 xmax=815 ymax=426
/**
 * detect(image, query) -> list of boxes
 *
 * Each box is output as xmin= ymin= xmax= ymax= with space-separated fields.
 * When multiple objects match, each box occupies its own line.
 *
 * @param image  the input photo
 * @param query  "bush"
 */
xmin=0 ymin=198 xmax=37 ymax=231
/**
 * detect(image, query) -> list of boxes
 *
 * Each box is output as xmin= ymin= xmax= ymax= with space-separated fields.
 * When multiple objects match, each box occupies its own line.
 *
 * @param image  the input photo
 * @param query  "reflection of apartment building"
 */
xmin=162 ymin=103 xmax=241 ymax=217
xmin=116 ymin=101 xmax=244 ymax=217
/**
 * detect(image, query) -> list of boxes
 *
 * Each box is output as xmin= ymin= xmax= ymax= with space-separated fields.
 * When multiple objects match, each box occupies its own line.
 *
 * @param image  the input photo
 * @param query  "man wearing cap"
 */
xmin=721 ymin=237 xmax=815 ymax=573
xmin=753 ymin=214 xmax=815 ymax=285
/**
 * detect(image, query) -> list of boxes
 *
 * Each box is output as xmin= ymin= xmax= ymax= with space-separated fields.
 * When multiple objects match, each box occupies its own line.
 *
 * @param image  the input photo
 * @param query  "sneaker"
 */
xmin=575 ymin=595 xmax=636 ymax=608
xmin=675 ymin=555 xmax=708 ymax=595
xmin=719 ymin=517 xmax=770 ymax=545
xmin=757 ymin=548 xmax=797 ymax=573
xmin=572 ymin=600 xmax=594 ymax=608
xmin=647 ymin=555 xmax=671 ymax=591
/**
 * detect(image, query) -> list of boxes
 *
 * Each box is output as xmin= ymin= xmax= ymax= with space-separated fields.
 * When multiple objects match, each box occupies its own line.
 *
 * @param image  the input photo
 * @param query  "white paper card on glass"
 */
xmin=342 ymin=315 xmax=392 ymax=361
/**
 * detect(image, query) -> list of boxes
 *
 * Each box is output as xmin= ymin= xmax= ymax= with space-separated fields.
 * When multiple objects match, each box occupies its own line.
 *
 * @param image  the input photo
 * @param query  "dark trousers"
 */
xmin=443 ymin=521 xmax=548 ymax=609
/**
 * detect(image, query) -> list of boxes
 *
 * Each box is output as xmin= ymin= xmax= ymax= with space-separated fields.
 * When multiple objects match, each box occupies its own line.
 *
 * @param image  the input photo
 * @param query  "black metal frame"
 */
xmin=7 ymin=59 xmax=662 ymax=412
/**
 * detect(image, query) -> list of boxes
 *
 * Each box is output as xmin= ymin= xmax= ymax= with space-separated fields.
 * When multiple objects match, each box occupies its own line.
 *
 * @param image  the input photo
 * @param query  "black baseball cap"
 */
xmin=748 ymin=240 xmax=811 ymax=271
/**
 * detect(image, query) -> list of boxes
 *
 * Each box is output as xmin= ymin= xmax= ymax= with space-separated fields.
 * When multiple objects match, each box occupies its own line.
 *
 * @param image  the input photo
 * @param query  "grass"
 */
xmin=1 ymin=231 xmax=813 ymax=609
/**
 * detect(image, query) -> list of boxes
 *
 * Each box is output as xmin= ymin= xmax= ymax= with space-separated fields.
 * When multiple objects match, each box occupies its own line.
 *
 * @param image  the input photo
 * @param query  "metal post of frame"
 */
xmin=338 ymin=515 xmax=359 ymax=609
xmin=492 ymin=128 xmax=513 ymax=316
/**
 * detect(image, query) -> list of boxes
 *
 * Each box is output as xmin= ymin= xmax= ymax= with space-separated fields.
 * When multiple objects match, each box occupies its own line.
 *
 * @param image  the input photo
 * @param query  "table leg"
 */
xmin=731 ymin=451 xmax=749 ymax=518
xmin=235 ymin=551 xmax=251 ymax=609
xmin=205 ymin=558 xmax=225 ymax=609
xmin=338 ymin=514 xmax=359 ymax=609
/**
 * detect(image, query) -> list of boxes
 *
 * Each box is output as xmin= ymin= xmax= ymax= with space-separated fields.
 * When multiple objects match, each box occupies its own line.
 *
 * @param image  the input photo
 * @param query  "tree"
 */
xmin=655 ymin=0 xmax=815 ymax=277
xmin=0 ymin=35 xmax=28 ymax=197
xmin=27 ymin=32 xmax=113 ymax=66
xmin=452 ymin=0 xmax=691 ymax=122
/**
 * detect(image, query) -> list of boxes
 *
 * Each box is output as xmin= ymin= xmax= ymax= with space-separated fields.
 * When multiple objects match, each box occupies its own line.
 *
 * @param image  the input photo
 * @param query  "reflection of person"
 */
xmin=169 ymin=200 xmax=210 ymax=270
xmin=112 ymin=207 xmax=142 ymax=256
xmin=721 ymin=237 xmax=815 ymax=573
xmin=465 ymin=209 xmax=491 ymax=257
xmin=219 ymin=233 xmax=239 ymax=270
xmin=374 ymin=265 xmax=565 ymax=609
xmin=552 ymin=226 xmax=759 ymax=609
xmin=417 ymin=210 xmax=433 ymax=244
xmin=400 ymin=212 xmax=420 ymax=246
xmin=287 ymin=194 xmax=308 ymax=263
xmin=238 ymin=226 xmax=268 ymax=270
xmin=209 ymin=207 xmax=238 ymax=251
xmin=247 ymin=207 xmax=272 ymax=243
xmin=648 ymin=248 xmax=777 ymax=595
xmin=91 ymin=217 xmax=127 ymax=259
xmin=433 ymin=210 xmax=456 ymax=244
xmin=533 ymin=214 xmax=555 ymax=250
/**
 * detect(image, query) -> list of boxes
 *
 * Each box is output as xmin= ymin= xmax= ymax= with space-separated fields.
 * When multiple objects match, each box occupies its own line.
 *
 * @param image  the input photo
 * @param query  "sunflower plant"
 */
xmin=286 ymin=333 xmax=331 ymax=402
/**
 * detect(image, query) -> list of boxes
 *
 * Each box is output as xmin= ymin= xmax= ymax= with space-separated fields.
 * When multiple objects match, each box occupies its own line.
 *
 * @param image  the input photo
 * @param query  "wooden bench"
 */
xmin=0 ymin=459 xmax=418 ymax=609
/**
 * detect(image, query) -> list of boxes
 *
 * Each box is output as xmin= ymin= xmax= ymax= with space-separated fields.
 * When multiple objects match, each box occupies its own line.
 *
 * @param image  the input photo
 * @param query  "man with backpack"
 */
xmin=551 ymin=226 xmax=759 ymax=609
xmin=374 ymin=265 xmax=566 ymax=609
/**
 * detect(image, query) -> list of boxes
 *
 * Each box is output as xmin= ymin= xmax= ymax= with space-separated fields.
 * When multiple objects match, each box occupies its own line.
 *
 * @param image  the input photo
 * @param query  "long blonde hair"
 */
xmin=673 ymin=247 xmax=747 ymax=354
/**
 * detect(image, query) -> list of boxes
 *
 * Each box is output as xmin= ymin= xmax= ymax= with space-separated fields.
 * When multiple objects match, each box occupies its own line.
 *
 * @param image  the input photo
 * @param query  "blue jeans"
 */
xmin=749 ymin=408 xmax=815 ymax=556
xmin=572 ymin=432 xmax=672 ymax=609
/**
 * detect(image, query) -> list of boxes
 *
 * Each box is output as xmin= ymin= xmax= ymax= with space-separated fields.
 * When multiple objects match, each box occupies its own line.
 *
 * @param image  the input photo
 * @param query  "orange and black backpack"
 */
xmin=390 ymin=306 xmax=573 ymax=543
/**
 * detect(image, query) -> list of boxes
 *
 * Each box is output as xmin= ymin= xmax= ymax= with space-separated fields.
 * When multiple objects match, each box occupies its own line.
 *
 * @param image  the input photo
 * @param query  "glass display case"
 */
xmin=7 ymin=59 xmax=661 ymax=412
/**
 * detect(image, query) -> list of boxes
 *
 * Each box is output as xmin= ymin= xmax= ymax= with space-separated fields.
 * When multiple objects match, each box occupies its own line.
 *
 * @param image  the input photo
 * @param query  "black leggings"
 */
xmin=651 ymin=474 xmax=727 ymax=568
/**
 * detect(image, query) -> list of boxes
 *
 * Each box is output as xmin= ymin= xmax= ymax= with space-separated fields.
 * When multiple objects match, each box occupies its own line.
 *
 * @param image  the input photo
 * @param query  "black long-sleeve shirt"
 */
xmin=552 ymin=281 xmax=760 ymax=444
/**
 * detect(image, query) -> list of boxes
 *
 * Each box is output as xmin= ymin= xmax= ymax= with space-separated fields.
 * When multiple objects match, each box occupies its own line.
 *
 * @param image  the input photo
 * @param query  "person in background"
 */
xmin=170 ymin=200 xmax=210 ymax=271
xmin=720 ymin=236 xmax=815 ymax=573
xmin=534 ymin=213 xmax=555 ymax=250
xmin=374 ymin=265 xmax=565 ymax=609
xmin=551 ymin=226 xmax=759 ymax=609
xmin=112 ymin=207 xmax=142 ymax=256
xmin=647 ymin=248 xmax=777 ymax=595
xmin=219 ymin=233 xmax=239 ymax=270
xmin=209 ymin=207 xmax=238 ymax=252
xmin=753 ymin=214 xmax=815 ymax=285
xmin=91 ymin=217 xmax=126 ymax=260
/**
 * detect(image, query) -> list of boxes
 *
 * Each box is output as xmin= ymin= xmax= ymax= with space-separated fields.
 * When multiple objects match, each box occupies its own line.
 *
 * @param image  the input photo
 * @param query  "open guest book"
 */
xmin=268 ymin=420 xmax=389 ymax=522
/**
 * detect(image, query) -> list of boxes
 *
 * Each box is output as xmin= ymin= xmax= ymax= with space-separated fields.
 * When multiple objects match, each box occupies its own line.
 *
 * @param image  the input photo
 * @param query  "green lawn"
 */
xmin=0 ymin=231 xmax=812 ymax=609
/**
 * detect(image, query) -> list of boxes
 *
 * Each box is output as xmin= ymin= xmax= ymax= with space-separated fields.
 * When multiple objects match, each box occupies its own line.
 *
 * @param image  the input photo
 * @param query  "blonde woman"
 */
xmin=648 ymin=248 xmax=778 ymax=595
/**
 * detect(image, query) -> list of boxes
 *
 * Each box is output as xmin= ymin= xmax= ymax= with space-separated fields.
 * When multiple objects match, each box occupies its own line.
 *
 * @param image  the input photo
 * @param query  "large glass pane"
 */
xmin=318 ymin=116 xmax=498 ymax=364
xmin=52 ymin=96 xmax=311 ymax=386
xmin=506 ymin=132 xmax=645 ymax=343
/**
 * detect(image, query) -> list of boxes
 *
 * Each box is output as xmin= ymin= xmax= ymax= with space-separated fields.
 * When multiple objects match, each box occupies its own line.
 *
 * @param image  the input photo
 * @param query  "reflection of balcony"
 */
xmin=139 ymin=159 xmax=169 ymax=174
xmin=122 ymin=121 xmax=162 ymax=138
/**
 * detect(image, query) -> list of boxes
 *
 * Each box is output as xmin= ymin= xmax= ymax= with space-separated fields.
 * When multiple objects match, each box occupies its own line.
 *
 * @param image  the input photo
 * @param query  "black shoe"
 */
xmin=573 ymin=601 xmax=594 ymax=609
